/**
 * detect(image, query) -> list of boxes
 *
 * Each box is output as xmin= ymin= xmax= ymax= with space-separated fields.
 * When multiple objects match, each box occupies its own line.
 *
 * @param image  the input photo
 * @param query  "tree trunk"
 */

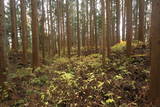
xmin=90 ymin=0 xmax=94 ymax=49
xmin=76 ymin=0 xmax=80 ymax=56
xmin=86 ymin=0 xmax=89 ymax=51
xmin=20 ymin=0 xmax=28 ymax=64
xmin=101 ymin=0 xmax=106 ymax=65
xmin=150 ymin=0 xmax=160 ymax=104
xmin=138 ymin=0 xmax=145 ymax=42
xmin=0 ymin=0 xmax=7 ymax=85
xmin=31 ymin=0 xmax=40 ymax=69
xmin=41 ymin=0 xmax=45 ymax=63
xmin=81 ymin=0 xmax=86 ymax=49
xmin=116 ymin=0 xmax=120 ymax=43
xmin=122 ymin=0 xmax=126 ymax=41
xmin=134 ymin=0 xmax=139 ymax=40
xmin=57 ymin=0 xmax=61 ymax=56
xmin=93 ymin=0 xmax=98 ymax=52
xmin=126 ymin=0 xmax=132 ymax=56
xmin=10 ymin=0 xmax=18 ymax=52
xmin=106 ymin=0 xmax=111 ymax=57
xmin=66 ymin=0 xmax=71 ymax=58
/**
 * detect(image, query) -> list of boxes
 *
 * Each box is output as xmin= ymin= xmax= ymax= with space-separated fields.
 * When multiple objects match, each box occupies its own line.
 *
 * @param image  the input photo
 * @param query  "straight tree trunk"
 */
xmin=49 ymin=0 xmax=55 ymax=56
xmin=90 ymin=0 xmax=94 ymax=49
xmin=122 ymin=0 xmax=126 ymax=41
xmin=31 ymin=0 xmax=40 ymax=69
xmin=0 ymin=0 xmax=7 ymax=85
xmin=106 ymin=0 xmax=111 ymax=57
xmin=76 ymin=0 xmax=80 ymax=56
xmin=66 ymin=0 xmax=71 ymax=58
xmin=101 ymin=0 xmax=106 ymax=65
xmin=134 ymin=0 xmax=139 ymax=40
xmin=10 ymin=0 xmax=18 ymax=52
xmin=138 ymin=0 xmax=145 ymax=42
xmin=62 ymin=0 xmax=66 ymax=55
xmin=126 ymin=0 xmax=132 ymax=56
xmin=86 ymin=0 xmax=89 ymax=51
xmin=47 ymin=0 xmax=51 ymax=56
xmin=116 ymin=0 xmax=120 ymax=43
xmin=150 ymin=0 xmax=160 ymax=104
xmin=41 ymin=0 xmax=45 ymax=62
xmin=81 ymin=0 xmax=86 ymax=49
xmin=93 ymin=0 xmax=98 ymax=52
xmin=20 ymin=0 xmax=28 ymax=64
xmin=57 ymin=0 xmax=61 ymax=56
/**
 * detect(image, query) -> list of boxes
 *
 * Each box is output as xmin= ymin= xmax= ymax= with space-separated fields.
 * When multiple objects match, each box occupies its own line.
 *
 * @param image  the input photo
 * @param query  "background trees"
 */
xmin=1 ymin=0 xmax=153 ymax=66
xmin=1 ymin=0 xmax=153 ymax=68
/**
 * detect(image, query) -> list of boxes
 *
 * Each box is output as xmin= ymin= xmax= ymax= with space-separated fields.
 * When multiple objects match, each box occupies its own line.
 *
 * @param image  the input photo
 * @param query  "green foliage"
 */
xmin=3 ymin=45 xmax=150 ymax=106
xmin=12 ymin=99 xmax=26 ymax=107
xmin=31 ymin=75 xmax=48 ymax=86
xmin=132 ymin=40 xmax=144 ymax=47
xmin=54 ymin=57 xmax=70 ymax=65
xmin=8 ymin=68 xmax=34 ymax=79
xmin=113 ymin=74 xmax=124 ymax=80
xmin=112 ymin=41 xmax=126 ymax=52
xmin=0 ymin=87 xmax=9 ymax=101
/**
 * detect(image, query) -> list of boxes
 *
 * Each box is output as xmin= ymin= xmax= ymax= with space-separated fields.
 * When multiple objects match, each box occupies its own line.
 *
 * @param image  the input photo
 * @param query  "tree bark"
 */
xmin=41 ymin=0 xmax=45 ymax=63
xmin=76 ymin=0 xmax=81 ymax=56
xmin=138 ymin=0 xmax=145 ymax=42
xmin=10 ymin=0 xmax=18 ymax=52
xmin=66 ymin=0 xmax=71 ymax=58
xmin=106 ymin=0 xmax=111 ymax=57
xmin=122 ymin=0 xmax=126 ymax=41
xmin=20 ymin=0 xmax=28 ymax=64
xmin=150 ymin=0 xmax=160 ymax=104
xmin=116 ymin=0 xmax=120 ymax=43
xmin=93 ymin=0 xmax=98 ymax=52
xmin=31 ymin=0 xmax=40 ymax=69
xmin=0 ymin=0 xmax=7 ymax=85
xmin=101 ymin=0 xmax=106 ymax=65
xmin=126 ymin=0 xmax=132 ymax=56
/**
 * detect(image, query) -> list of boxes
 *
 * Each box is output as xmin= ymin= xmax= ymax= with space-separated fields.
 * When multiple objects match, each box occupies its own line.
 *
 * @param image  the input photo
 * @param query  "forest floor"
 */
xmin=0 ymin=41 xmax=152 ymax=107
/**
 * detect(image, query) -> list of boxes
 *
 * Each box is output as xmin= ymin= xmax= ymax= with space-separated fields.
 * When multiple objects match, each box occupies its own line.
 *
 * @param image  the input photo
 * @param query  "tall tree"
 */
xmin=31 ymin=0 xmax=40 ymax=69
xmin=134 ymin=0 xmax=139 ymax=40
xmin=126 ymin=0 xmax=132 ymax=56
xmin=20 ymin=0 xmax=28 ymax=64
xmin=86 ymin=0 xmax=89 ymax=51
xmin=49 ymin=0 xmax=55 ymax=56
xmin=76 ymin=0 xmax=80 ymax=56
xmin=81 ymin=0 xmax=86 ymax=49
xmin=90 ymin=0 xmax=94 ymax=49
xmin=106 ymin=0 xmax=111 ymax=57
xmin=150 ymin=0 xmax=160 ymax=104
xmin=41 ymin=0 xmax=45 ymax=62
xmin=66 ymin=0 xmax=71 ymax=58
xmin=116 ymin=0 xmax=120 ymax=43
xmin=47 ymin=0 xmax=51 ymax=56
xmin=138 ymin=0 xmax=145 ymax=42
xmin=93 ymin=0 xmax=98 ymax=51
xmin=122 ymin=0 xmax=126 ymax=41
xmin=101 ymin=0 xmax=106 ymax=64
xmin=57 ymin=0 xmax=61 ymax=56
xmin=0 ymin=0 xmax=7 ymax=85
xmin=10 ymin=0 xmax=18 ymax=52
